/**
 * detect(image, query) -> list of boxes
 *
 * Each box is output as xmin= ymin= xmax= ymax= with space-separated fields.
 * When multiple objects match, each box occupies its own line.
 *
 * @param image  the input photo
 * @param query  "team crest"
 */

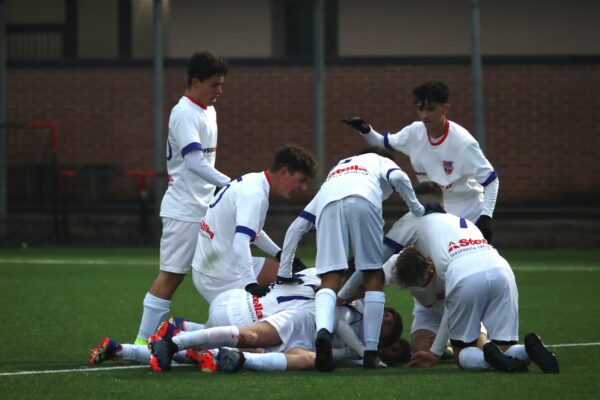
xmin=443 ymin=160 xmax=454 ymax=175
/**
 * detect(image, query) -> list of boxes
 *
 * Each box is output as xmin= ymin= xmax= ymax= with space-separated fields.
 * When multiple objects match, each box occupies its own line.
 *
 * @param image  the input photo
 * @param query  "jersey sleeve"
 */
xmin=385 ymin=214 xmax=419 ymax=249
xmin=170 ymin=109 xmax=203 ymax=156
xmin=384 ymin=123 xmax=417 ymax=154
xmin=277 ymin=198 xmax=317 ymax=278
xmin=462 ymin=141 xmax=497 ymax=186
xmin=234 ymin=192 xmax=269 ymax=242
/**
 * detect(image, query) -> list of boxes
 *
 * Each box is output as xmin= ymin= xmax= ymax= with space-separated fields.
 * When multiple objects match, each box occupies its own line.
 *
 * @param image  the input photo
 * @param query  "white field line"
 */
xmin=0 ymin=258 xmax=598 ymax=271
xmin=0 ymin=363 xmax=193 ymax=377
xmin=0 ymin=258 xmax=156 ymax=265
xmin=1 ymin=342 xmax=599 ymax=377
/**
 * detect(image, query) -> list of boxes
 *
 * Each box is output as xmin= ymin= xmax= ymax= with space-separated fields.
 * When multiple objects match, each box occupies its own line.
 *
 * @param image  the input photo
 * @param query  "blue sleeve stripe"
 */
xmin=235 ymin=226 xmax=257 ymax=241
xmin=181 ymin=142 xmax=203 ymax=157
xmin=385 ymin=168 xmax=400 ymax=183
xmin=481 ymin=171 xmax=498 ymax=187
xmin=383 ymin=133 xmax=392 ymax=150
xmin=460 ymin=218 xmax=468 ymax=228
xmin=276 ymin=295 xmax=314 ymax=303
xmin=299 ymin=210 xmax=316 ymax=224
xmin=383 ymin=237 xmax=404 ymax=253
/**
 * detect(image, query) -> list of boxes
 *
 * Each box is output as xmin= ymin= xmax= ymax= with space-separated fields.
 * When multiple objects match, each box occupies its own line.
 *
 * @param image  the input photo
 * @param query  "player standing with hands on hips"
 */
xmin=133 ymin=52 xmax=231 ymax=345
xmin=342 ymin=81 xmax=498 ymax=242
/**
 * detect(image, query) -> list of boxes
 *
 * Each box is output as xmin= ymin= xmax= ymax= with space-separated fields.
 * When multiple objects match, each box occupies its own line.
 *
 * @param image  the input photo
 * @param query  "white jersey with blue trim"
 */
xmin=160 ymin=95 xmax=219 ymax=222
xmin=383 ymin=120 xmax=496 ymax=222
xmin=313 ymin=152 xmax=419 ymax=223
xmin=254 ymin=268 xmax=321 ymax=318
xmin=192 ymin=171 xmax=270 ymax=280
xmin=384 ymin=211 xmax=493 ymax=282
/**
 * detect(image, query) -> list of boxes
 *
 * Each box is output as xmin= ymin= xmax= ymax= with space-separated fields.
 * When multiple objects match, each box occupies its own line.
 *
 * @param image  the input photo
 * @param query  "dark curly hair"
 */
xmin=412 ymin=81 xmax=449 ymax=106
xmin=187 ymin=51 xmax=228 ymax=86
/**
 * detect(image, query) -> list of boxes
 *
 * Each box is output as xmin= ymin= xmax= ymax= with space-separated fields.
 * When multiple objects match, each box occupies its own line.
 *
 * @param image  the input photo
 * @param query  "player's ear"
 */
xmin=442 ymin=103 xmax=450 ymax=114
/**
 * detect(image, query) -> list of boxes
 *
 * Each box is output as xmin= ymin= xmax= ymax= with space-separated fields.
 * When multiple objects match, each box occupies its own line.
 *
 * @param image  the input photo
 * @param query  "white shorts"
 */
xmin=315 ymin=196 xmax=384 ymax=275
xmin=411 ymin=301 xmax=488 ymax=337
xmin=411 ymin=302 xmax=444 ymax=334
xmin=263 ymin=309 xmax=316 ymax=353
xmin=445 ymin=254 xmax=518 ymax=343
xmin=205 ymin=289 xmax=258 ymax=328
xmin=192 ymin=257 xmax=266 ymax=303
xmin=159 ymin=218 xmax=199 ymax=274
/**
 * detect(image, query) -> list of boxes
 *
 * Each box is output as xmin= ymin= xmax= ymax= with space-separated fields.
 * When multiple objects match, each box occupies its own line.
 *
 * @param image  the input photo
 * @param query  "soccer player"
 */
xmin=133 ymin=52 xmax=231 ymax=346
xmin=192 ymin=145 xmax=317 ymax=303
xmin=342 ymin=81 xmax=498 ymax=242
xmin=388 ymin=205 xmax=559 ymax=373
xmin=385 ymin=182 xmax=488 ymax=353
xmin=147 ymin=301 xmax=403 ymax=372
xmin=277 ymin=147 xmax=427 ymax=371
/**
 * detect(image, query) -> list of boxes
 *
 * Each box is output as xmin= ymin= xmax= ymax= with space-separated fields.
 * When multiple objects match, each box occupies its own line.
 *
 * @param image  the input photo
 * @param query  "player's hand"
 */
xmin=276 ymin=275 xmax=304 ymax=285
xmin=341 ymin=116 xmax=371 ymax=134
xmin=475 ymin=215 xmax=493 ymax=243
xmin=404 ymin=351 xmax=439 ymax=368
xmin=423 ymin=202 xmax=446 ymax=215
xmin=245 ymin=283 xmax=270 ymax=297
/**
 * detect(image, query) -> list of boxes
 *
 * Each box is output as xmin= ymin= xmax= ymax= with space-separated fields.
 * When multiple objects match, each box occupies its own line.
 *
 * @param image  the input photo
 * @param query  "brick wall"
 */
xmin=6 ymin=60 xmax=600 ymax=209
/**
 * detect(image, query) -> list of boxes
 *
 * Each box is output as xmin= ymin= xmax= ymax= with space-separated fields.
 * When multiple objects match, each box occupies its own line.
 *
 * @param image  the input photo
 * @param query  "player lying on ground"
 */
xmin=89 ymin=303 xmax=403 ymax=372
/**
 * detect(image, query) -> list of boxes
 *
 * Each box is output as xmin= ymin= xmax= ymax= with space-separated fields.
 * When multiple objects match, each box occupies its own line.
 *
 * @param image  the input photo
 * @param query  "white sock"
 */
xmin=172 ymin=326 xmax=239 ymax=350
xmin=243 ymin=352 xmax=287 ymax=371
xmin=118 ymin=344 xmax=151 ymax=364
xmin=136 ymin=292 xmax=171 ymax=341
xmin=505 ymin=344 xmax=531 ymax=363
xmin=363 ymin=291 xmax=385 ymax=351
xmin=315 ymin=288 xmax=337 ymax=334
xmin=183 ymin=321 xmax=205 ymax=331
xmin=458 ymin=346 xmax=490 ymax=370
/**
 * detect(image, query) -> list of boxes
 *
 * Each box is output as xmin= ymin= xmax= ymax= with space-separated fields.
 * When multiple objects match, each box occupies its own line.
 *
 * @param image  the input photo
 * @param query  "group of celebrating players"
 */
xmin=89 ymin=51 xmax=559 ymax=375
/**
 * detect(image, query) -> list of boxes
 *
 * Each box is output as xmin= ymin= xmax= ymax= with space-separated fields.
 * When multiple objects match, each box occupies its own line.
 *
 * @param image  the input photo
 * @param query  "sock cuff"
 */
xmin=364 ymin=290 xmax=385 ymax=303
xmin=144 ymin=292 xmax=172 ymax=308
xmin=316 ymin=288 xmax=337 ymax=300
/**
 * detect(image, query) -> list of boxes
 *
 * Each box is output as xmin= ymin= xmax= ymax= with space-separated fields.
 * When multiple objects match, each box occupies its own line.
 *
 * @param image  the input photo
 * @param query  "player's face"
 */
xmin=416 ymin=101 xmax=449 ymax=134
xmin=278 ymin=170 xmax=309 ymax=199
xmin=379 ymin=310 xmax=396 ymax=341
xmin=191 ymin=74 xmax=225 ymax=107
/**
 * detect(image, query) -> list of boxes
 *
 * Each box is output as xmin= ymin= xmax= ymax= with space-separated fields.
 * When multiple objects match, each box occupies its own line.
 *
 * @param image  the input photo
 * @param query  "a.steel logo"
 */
xmin=252 ymin=295 xmax=264 ymax=319
xmin=199 ymin=220 xmax=214 ymax=239
xmin=326 ymin=165 xmax=367 ymax=180
xmin=448 ymin=238 xmax=488 ymax=252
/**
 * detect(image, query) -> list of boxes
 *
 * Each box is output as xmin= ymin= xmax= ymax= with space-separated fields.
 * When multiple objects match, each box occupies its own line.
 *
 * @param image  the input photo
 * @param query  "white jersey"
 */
xmin=192 ymin=171 xmax=271 ymax=284
xmin=312 ymin=152 xmax=423 ymax=224
xmin=209 ymin=268 xmax=321 ymax=326
xmin=384 ymin=211 xmax=493 ymax=283
xmin=160 ymin=95 xmax=220 ymax=222
xmin=382 ymin=120 xmax=497 ymax=221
